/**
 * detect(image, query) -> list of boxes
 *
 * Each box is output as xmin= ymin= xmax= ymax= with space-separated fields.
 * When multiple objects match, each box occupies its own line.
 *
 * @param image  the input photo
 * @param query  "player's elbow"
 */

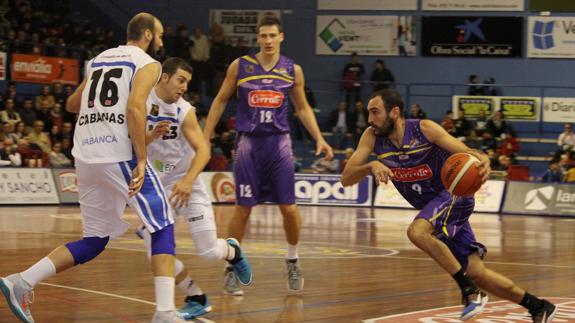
xmin=340 ymin=173 xmax=354 ymax=187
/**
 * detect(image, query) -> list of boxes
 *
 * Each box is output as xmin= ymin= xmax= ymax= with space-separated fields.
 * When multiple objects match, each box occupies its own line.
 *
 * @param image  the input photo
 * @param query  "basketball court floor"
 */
xmin=0 ymin=205 xmax=574 ymax=322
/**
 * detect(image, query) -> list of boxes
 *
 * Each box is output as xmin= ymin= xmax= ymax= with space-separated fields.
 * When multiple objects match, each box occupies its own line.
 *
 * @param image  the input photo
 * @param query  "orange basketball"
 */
xmin=441 ymin=153 xmax=483 ymax=197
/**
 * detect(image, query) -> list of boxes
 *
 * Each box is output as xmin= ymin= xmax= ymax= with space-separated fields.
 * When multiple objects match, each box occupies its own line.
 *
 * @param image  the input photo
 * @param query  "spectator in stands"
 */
xmin=52 ymin=82 xmax=66 ymax=106
xmin=441 ymin=110 xmax=455 ymax=135
xmin=481 ymin=77 xmax=498 ymax=96
xmin=485 ymin=110 xmax=509 ymax=139
xmin=27 ymin=120 xmax=51 ymax=153
xmin=541 ymin=161 xmax=564 ymax=183
xmin=464 ymin=129 xmax=482 ymax=150
xmin=49 ymin=142 xmax=71 ymax=168
xmin=329 ymin=101 xmax=352 ymax=149
xmin=493 ymin=154 xmax=511 ymax=171
xmin=564 ymin=167 xmax=575 ymax=183
xmin=2 ymin=122 xmax=17 ymax=143
xmin=50 ymin=102 xmax=63 ymax=129
xmin=17 ymin=97 xmax=36 ymax=127
xmin=559 ymin=151 xmax=575 ymax=171
xmin=408 ymin=103 xmax=426 ymax=119
xmin=498 ymin=129 xmax=519 ymax=162
xmin=453 ymin=114 xmax=472 ymax=139
xmin=350 ymin=99 xmax=368 ymax=146
xmin=13 ymin=121 xmax=27 ymax=141
xmin=35 ymin=84 xmax=55 ymax=112
xmin=173 ymin=25 xmax=192 ymax=60
xmin=0 ymin=98 xmax=21 ymax=126
xmin=190 ymin=26 xmax=210 ymax=93
xmin=233 ymin=37 xmax=250 ymax=60
xmin=35 ymin=99 xmax=52 ymax=131
xmin=467 ymin=74 xmax=481 ymax=95
xmin=49 ymin=124 xmax=62 ymax=144
xmin=341 ymin=52 xmax=364 ymax=106
xmin=0 ymin=138 xmax=21 ymax=167
xmin=370 ymin=59 xmax=394 ymax=92
xmin=60 ymin=121 xmax=73 ymax=141
xmin=480 ymin=132 xmax=498 ymax=152
xmin=473 ymin=109 xmax=489 ymax=135
xmin=556 ymin=123 xmax=575 ymax=158
xmin=162 ymin=25 xmax=176 ymax=58
xmin=60 ymin=137 xmax=74 ymax=164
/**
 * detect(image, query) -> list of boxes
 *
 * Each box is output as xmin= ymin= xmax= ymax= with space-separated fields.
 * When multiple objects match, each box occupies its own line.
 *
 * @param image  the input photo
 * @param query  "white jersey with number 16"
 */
xmin=73 ymin=45 xmax=160 ymax=164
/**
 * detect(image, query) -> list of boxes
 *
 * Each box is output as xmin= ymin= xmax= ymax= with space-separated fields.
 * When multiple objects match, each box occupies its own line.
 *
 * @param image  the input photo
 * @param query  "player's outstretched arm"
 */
xmin=65 ymin=78 xmax=87 ymax=113
xmin=126 ymin=62 xmax=161 ymax=196
xmin=203 ymin=58 xmax=239 ymax=142
xmin=420 ymin=119 xmax=491 ymax=181
xmin=169 ymin=109 xmax=211 ymax=208
xmin=290 ymin=64 xmax=334 ymax=160
xmin=341 ymin=127 xmax=392 ymax=186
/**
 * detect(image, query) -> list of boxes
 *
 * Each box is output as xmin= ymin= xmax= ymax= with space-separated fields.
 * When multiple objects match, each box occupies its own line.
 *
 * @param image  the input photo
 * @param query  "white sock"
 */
xmin=177 ymin=275 xmax=203 ymax=296
xmin=20 ymin=257 xmax=56 ymax=288
xmin=287 ymin=244 xmax=299 ymax=260
xmin=226 ymin=240 xmax=236 ymax=261
xmin=154 ymin=276 xmax=175 ymax=311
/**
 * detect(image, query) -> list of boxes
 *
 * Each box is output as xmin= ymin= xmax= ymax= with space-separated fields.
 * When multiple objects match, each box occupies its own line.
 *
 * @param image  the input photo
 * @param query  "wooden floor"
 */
xmin=0 ymin=205 xmax=574 ymax=323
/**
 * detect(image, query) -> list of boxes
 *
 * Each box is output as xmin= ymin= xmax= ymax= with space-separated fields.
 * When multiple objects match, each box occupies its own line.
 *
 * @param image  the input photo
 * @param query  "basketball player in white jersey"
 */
xmin=139 ymin=57 xmax=252 ymax=320
xmin=0 ymin=13 xmax=186 ymax=323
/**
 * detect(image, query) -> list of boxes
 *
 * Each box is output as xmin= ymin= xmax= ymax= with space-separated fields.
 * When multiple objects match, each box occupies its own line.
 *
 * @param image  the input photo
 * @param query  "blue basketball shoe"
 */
xmin=0 ymin=274 xmax=34 ymax=323
xmin=226 ymin=238 xmax=253 ymax=286
xmin=461 ymin=288 xmax=488 ymax=321
xmin=179 ymin=294 xmax=212 ymax=320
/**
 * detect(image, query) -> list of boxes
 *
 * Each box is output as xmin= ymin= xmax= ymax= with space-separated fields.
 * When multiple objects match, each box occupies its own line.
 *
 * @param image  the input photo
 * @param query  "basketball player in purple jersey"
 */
xmin=204 ymin=15 xmax=333 ymax=294
xmin=342 ymin=90 xmax=556 ymax=323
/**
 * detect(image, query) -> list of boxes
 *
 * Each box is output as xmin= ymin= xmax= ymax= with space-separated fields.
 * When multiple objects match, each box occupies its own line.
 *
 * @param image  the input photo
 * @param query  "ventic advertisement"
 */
xmin=374 ymin=180 xmax=505 ymax=212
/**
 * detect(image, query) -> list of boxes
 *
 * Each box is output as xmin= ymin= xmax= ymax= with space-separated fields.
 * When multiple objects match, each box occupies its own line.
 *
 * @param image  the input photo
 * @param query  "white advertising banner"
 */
xmin=0 ymin=168 xmax=59 ymax=204
xmin=198 ymin=172 xmax=236 ymax=203
xmin=374 ymin=180 xmax=505 ymax=212
xmin=422 ymin=0 xmax=524 ymax=11
xmin=317 ymin=15 xmax=416 ymax=56
xmin=528 ymin=17 xmax=575 ymax=58
xmin=209 ymin=10 xmax=281 ymax=48
xmin=542 ymin=97 xmax=575 ymax=123
xmin=318 ymin=0 xmax=417 ymax=11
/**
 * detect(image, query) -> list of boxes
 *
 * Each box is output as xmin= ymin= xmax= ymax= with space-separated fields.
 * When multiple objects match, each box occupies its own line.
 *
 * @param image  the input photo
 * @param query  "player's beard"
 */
xmin=373 ymin=117 xmax=395 ymax=137
xmin=146 ymin=37 xmax=159 ymax=59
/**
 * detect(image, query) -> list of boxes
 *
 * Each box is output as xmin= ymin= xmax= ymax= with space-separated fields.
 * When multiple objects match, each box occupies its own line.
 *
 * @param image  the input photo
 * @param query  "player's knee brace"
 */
xmin=151 ymin=224 xmax=175 ymax=256
xmin=65 ymin=236 xmax=110 ymax=265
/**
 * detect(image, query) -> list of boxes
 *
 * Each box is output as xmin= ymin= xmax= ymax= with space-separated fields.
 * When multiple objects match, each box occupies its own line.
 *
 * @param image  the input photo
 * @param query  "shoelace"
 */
xmin=287 ymin=263 xmax=300 ymax=281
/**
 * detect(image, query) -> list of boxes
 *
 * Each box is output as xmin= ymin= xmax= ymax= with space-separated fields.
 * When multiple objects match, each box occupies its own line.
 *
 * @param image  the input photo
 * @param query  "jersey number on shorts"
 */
xmin=87 ymin=68 xmax=123 ymax=108
xmin=239 ymin=184 xmax=253 ymax=198
xmin=259 ymin=110 xmax=273 ymax=124
xmin=412 ymin=183 xmax=422 ymax=195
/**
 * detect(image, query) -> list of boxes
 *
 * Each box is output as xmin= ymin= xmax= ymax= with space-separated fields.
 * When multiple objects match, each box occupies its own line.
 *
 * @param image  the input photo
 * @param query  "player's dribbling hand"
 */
xmin=316 ymin=139 xmax=334 ymax=161
xmin=469 ymin=151 xmax=491 ymax=183
xmin=370 ymin=161 xmax=394 ymax=185
xmin=129 ymin=162 xmax=146 ymax=197
xmin=152 ymin=120 xmax=171 ymax=139
xmin=169 ymin=179 xmax=193 ymax=209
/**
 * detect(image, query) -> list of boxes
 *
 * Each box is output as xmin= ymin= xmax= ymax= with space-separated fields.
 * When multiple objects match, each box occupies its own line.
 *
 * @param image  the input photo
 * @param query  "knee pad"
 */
xmin=65 ymin=236 xmax=110 ymax=265
xmin=151 ymin=224 xmax=175 ymax=256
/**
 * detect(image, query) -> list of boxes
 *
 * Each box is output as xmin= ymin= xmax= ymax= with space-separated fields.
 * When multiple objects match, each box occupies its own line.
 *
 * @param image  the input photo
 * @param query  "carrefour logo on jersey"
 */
xmin=295 ymin=174 xmax=372 ymax=206
xmin=248 ymin=90 xmax=284 ymax=108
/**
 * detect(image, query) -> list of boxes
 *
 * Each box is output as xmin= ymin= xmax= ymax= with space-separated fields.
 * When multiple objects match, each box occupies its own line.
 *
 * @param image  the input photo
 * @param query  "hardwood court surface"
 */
xmin=0 ymin=205 xmax=574 ymax=322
